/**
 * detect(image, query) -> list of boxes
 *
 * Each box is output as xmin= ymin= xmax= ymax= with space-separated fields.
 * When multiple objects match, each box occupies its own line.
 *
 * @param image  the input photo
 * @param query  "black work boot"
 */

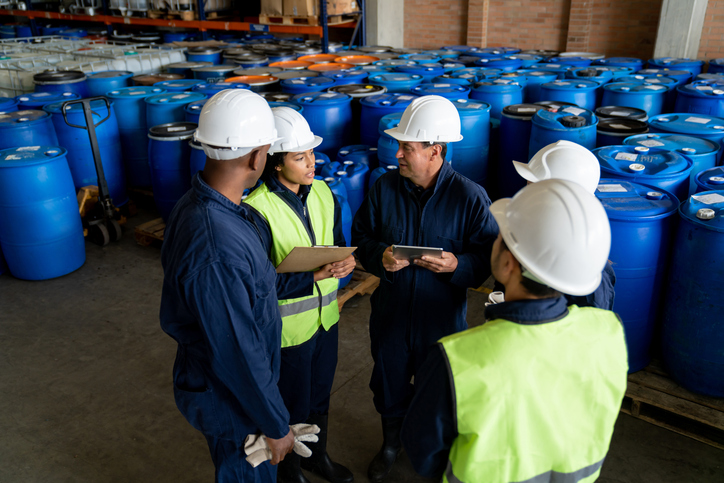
xmin=300 ymin=413 xmax=354 ymax=483
xmin=277 ymin=450 xmax=310 ymax=483
xmin=366 ymin=417 xmax=404 ymax=483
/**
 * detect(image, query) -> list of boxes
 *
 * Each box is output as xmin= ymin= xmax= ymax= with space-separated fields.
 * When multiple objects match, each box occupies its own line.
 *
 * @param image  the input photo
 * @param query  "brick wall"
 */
xmin=403 ymin=0 xmax=468 ymax=49
xmin=699 ymin=0 xmax=724 ymax=60
xmin=485 ymin=0 xmax=571 ymax=51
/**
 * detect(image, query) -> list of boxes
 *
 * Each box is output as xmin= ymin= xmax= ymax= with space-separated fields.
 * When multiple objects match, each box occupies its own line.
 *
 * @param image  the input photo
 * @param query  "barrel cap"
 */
xmin=234 ymin=54 xmax=270 ymax=64
xmin=597 ymin=118 xmax=648 ymax=134
xmin=594 ymin=145 xmax=692 ymax=178
xmin=148 ymin=121 xmax=197 ymax=139
xmin=595 ymin=179 xmax=678 ymax=219
xmin=624 ymin=133 xmax=719 ymax=156
xmin=184 ymin=99 xmax=208 ymax=113
xmin=502 ymin=103 xmax=545 ymax=119
xmin=0 ymin=146 xmax=67 ymax=167
xmin=596 ymin=105 xmax=648 ymax=120
xmin=678 ymin=80 xmax=724 ymax=98
xmin=328 ymin=84 xmax=386 ymax=98
xmin=144 ymin=92 xmax=206 ymax=105
xmin=680 ymin=190 xmax=724 ymax=231
xmin=105 ymin=86 xmax=166 ymax=98
xmin=560 ymin=115 xmax=587 ymax=127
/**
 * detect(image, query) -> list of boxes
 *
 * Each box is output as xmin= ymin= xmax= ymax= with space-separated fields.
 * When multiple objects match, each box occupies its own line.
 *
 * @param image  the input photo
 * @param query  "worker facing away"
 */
xmin=511 ymin=140 xmax=616 ymax=310
xmin=401 ymin=179 xmax=629 ymax=483
xmin=245 ymin=106 xmax=356 ymax=483
xmin=160 ymin=89 xmax=295 ymax=482
xmin=351 ymin=95 xmax=499 ymax=483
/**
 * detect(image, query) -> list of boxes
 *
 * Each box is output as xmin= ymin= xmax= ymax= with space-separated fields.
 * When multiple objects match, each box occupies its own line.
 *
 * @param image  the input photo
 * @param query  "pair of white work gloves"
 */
xmin=244 ymin=423 xmax=320 ymax=468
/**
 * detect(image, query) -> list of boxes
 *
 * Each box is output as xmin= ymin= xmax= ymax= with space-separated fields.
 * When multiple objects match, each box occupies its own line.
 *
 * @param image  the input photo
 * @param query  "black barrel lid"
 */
xmin=328 ymin=84 xmax=387 ymax=97
xmin=33 ymin=70 xmax=86 ymax=83
xmin=234 ymin=66 xmax=283 ymax=77
xmin=252 ymin=43 xmax=289 ymax=53
xmin=188 ymin=46 xmax=221 ymax=55
xmin=595 ymin=105 xmax=648 ymax=121
xmin=90 ymin=71 xmax=131 ymax=78
xmin=260 ymin=91 xmax=294 ymax=102
xmin=502 ymin=103 xmax=546 ymax=119
xmin=293 ymin=46 xmax=322 ymax=55
xmin=597 ymin=118 xmax=648 ymax=134
xmin=390 ymin=48 xmax=422 ymax=55
xmin=520 ymin=49 xmax=559 ymax=58
xmin=359 ymin=45 xmax=393 ymax=53
xmin=149 ymin=122 xmax=197 ymax=138
xmin=223 ymin=47 xmax=254 ymax=56
xmin=576 ymin=68 xmax=601 ymax=77
xmin=560 ymin=115 xmax=587 ymax=128
xmin=535 ymin=100 xmax=577 ymax=109
xmin=275 ymin=70 xmax=319 ymax=80
xmin=233 ymin=54 xmax=270 ymax=63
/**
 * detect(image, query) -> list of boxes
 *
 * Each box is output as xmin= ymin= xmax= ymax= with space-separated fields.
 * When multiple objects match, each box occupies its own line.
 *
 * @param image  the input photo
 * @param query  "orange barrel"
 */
xmin=269 ymin=60 xmax=314 ymax=71
xmin=133 ymin=74 xmax=184 ymax=86
xmin=225 ymin=75 xmax=280 ymax=93
xmin=309 ymin=63 xmax=354 ymax=72
xmin=298 ymin=53 xmax=339 ymax=64
xmin=335 ymin=55 xmax=381 ymax=66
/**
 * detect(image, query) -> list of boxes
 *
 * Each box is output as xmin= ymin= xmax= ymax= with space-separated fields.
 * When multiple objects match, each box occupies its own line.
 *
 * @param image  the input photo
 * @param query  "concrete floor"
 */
xmin=0 ymin=206 xmax=723 ymax=483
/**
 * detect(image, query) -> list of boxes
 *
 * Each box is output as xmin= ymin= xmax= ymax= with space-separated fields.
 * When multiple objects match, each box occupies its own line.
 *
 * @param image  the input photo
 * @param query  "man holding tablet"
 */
xmin=351 ymin=95 xmax=499 ymax=483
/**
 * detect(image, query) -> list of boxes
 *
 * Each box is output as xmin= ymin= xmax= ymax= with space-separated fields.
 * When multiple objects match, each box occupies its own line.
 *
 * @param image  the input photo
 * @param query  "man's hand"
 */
xmin=266 ymin=430 xmax=295 ymax=465
xmin=313 ymin=263 xmax=335 ymax=282
xmin=382 ymin=245 xmax=410 ymax=272
xmin=414 ymin=251 xmax=458 ymax=273
xmin=330 ymin=254 xmax=356 ymax=279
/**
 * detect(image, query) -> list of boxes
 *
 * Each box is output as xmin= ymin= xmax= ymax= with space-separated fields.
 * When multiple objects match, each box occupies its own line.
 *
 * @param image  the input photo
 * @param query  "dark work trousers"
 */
xmin=204 ymin=436 xmax=276 ymax=483
xmin=278 ymin=323 xmax=339 ymax=424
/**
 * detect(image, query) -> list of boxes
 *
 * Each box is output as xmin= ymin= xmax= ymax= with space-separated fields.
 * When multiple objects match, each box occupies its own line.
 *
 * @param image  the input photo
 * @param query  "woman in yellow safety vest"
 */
xmin=245 ymin=106 xmax=356 ymax=483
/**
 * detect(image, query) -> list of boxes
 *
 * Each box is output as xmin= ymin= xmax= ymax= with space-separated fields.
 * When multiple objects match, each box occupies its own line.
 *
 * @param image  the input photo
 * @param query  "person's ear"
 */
xmin=248 ymin=147 xmax=267 ymax=173
xmin=430 ymin=143 xmax=442 ymax=161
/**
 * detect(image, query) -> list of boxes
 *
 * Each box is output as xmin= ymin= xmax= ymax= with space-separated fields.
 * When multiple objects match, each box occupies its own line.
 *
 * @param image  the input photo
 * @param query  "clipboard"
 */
xmin=276 ymin=246 xmax=357 ymax=273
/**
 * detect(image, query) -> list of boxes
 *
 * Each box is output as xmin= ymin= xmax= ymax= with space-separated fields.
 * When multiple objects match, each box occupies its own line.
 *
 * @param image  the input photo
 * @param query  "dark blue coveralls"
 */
xmin=160 ymin=174 xmax=290 ymax=482
xmin=248 ymin=174 xmax=346 ymax=424
xmin=351 ymin=161 xmax=499 ymax=418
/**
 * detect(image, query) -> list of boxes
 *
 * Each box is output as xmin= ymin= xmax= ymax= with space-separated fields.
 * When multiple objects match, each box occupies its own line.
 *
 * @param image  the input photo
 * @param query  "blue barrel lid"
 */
xmin=709 ymin=58 xmax=724 ymax=66
xmin=144 ymin=92 xmax=207 ymax=105
xmin=441 ymin=62 xmax=466 ymax=73
xmin=603 ymin=82 xmax=669 ymax=94
xmin=648 ymin=113 xmax=724 ymax=135
xmin=541 ymin=79 xmax=600 ymax=91
xmin=595 ymin=179 xmax=678 ymax=219
xmin=15 ymin=91 xmax=79 ymax=107
xmin=451 ymin=98 xmax=492 ymax=112
xmin=399 ymin=53 xmax=441 ymax=62
xmin=281 ymin=76 xmax=335 ymax=89
xmin=526 ymin=63 xmax=572 ymax=74
xmin=431 ymin=75 xmax=473 ymax=86
xmin=518 ymin=70 xmax=559 ymax=81
xmin=472 ymin=80 xmax=524 ymax=93
xmin=442 ymin=45 xmax=476 ymax=52
xmin=325 ymin=70 xmax=368 ymax=82
xmin=623 ymin=133 xmax=719 ymax=156
xmin=87 ymin=70 xmax=133 ymax=80
xmin=191 ymin=82 xmax=250 ymax=95
xmin=292 ymin=91 xmax=353 ymax=105
xmin=184 ymin=99 xmax=208 ymax=114
xmin=0 ymin=97 xmax=17 ymax=111
xmin=154 ymin=79 xmax=204 ymax=90
xmin=616 ymin=74 xmax=677 ymax=87
xmin=43 ymin=98 xmax=115 ymax=113
xmin=105 ymin=86 xmax=166 ymax=98
xmin=695 ymin=73 xmax=724 ymax=82
xmin=374 ymin=59 xmax=417 ymax=67
xmin=269 ymin=101 xmax=302 ymax=112
xmin=509 ymin=54 xmax=544 ymax=62
xmin=378 ymin=112 xmax=403 ymax=132
xmin=546 ymin=56 xmax=593 ymax=66
xmin=648 ymin=57 xmax=705 ymax=69
xmin=0 ymin=109 xmax=51 ymax=126
xmin=677 ymin=80 xmax=724 ymax=98
xmin=0 ymin=145 xmax=67 ymax=167
xmin=422 ymin=49 xmax=460 ymax=59
xmin=457 ymin=55 xmax=484 ymax=66
xmin=360 ymin=92 xmax=417 ymax=108
xmin=594 ymin=57 xmax=644 ymax=68
xmin=636 ymin=68 xmax=692 ymax=83
xmin=468 ymin=46 xmax=520 ymax=57
xmin=594 ymin=145 xmax=692 ymax=178
xmin=411 ymin=83 xmax=470 ymax=97
xmin=532 ymin=105 xmax=597 ymax=129
xmin=491 ymin=75 xmax=528 ymax=87
xmin=695 ymin=167 xmax=724 ymax=192
xmin=394 ymin=63 xmax=445 ymax=76
xmin=594 ymin=65 xmax=635 ymax=77
xmin=680 ymin=190 xmax=724 ymax=232
xmin=475 ymin=57 xmax=524 ymax=70
xmin=352 ymin=65 xmax=395 ymax=74
xmin=369 ymin=73 xmax=424 ymax=83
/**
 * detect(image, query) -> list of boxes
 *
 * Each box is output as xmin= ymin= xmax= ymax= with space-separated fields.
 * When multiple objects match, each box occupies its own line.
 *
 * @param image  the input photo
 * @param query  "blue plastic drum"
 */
xmin=647 ymin=58 xmax=705 ymax=77
xmin=377 ymin=113 xmax=402 ymax=167
xmin=507 ymin=54 xmax=543 ymax=68
xmin=293 ymin=91 xmax=353 ymax=157
xmin=186 ymin=47 xmax=222 ymax=65
xmin=595 ymin=57 xmax=645 ymax=71
xmin=593 ymin=145 xmax=693 ymax=201
xmin=637 ymin=68 xmax=692 ymax=86
xmin=327 ymin=84 xmax=386 ymax=145
xmin=86 ymin=71 xmax=133 ymax=97
xmin=452 ymin=99 xmax=491 ymax=186
xmin=528 ymin=106 xmax=598 ymax=158
xmin=148 ymin=122 xmax=197 ymax=221
xmin=694 ymin=167 xmax=724 ymax=192
xmin=15 ymin=91 xmax=79 ymax=110
xmin=0 ymin=110 xmax=58 ymax=150
xmin=516 ymin=70 xmax=558 ymax=103
xmin=0 ymin=97 xmax=18 ymax=113
xmin=145 ymin=92 xmax=206 ymax=128
xmin=192 ymin=65 xmax=237 ymax=83
xmin=368 ymin=73 xmax=424 ymax=94
xmin=359 ymin=93 xmax=416 ymax=147
xmin=601 ymin=82 xmax=668 ymax=116
xmin=474 ymin=56 xmax=524 ymax=72
xmin=707 ymin=59 xmax=724 ymax=74
xmin=430 ymin=75 xmax=473 ymax=87
xmin=314 ymin=151 xmax=331 ymax=175
xmin=337 ymin=145 xmax=378 ymax=170
xmin=596 ymin=119 xmax=648 ymax=147
xmin=153 ymin=79 xmax=204 ymax=92
xmin=191 ymin=82 xmax=250 ymax=96
xmin=327 ymin=70 xmax=368 ymax=86
xmin=523 ymin=63 xmax=571 ymax=80
xmin=538 ymin=79 xmax=599 ymax=111
xmin=618 ymin=74 xmax=678 ymax=111
xmin=44 ymin=99 xmax=128 ymax=206
xmin=0 ymin=146 xmax=85 ymax=280
xmin=335 ymin=190 xmax=354 ymax=289
xmin=469 ymin=81 xmax=524 ymax=119
xmin=661 ymin=190 xmax=724 ymax=396
xmin=498 ymin=104 xmax=547 ymax=198
xmin=393 ymin=63 xmax=446 ymax=82
xmin=33 ymin=71 xmax=90 ymax=98
xmin=675 ymin=80 xmax=724 ymax=118
xmin=105 ymin=86 xmax=166 ymax=187
xmin=320 ymin=160 xmax=369 ymax=216
xmin=648 ymin=113 xmax=724 ymax=160
xmin=595 ymin=105 xmax=648 ymax=121
xmin=595 ymin=179 xmax=678 ymax=373
xmin=183 ymin=99 xmax=207 ymax=124
xmin=167 ymin=61 xmax=213 ymax=78
xmin=369 ymin=164 xmax=398 ymax=187
xmin=189 ymin=138 xmax=206 ymax=178
xmin=281 ymin=76 xmax=335 ymax=95
xmin=410 ymin=83 xmax=470 ymax=100
xmin=546 ymin=56 xmax=592 ymax=68
xmin=624 ymin=132 xmax=720 ymax=196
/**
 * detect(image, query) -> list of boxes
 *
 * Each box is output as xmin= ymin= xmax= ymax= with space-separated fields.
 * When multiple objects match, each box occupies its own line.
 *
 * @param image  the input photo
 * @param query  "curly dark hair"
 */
xmin=262 ymin=151 xmax=287 ymax=182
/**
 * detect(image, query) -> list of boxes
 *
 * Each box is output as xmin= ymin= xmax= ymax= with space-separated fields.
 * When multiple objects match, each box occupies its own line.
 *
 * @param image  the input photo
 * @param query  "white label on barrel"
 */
xmin=34 ymin=92 xmax=51 ymax=97
xmin=644 ymin=85 xmax=665 ymax=90
xmin=692 ymin=193 xmax=724 ymax=205
xmin=597 ymin=184 xmax=627 ymax=192
xmin=547 ymin=64 xmax=560 ymax=67
xmin=685 ymin=116 xmax=711 ymax=124
xmin=554 ymin=82 xmax=570 ymax=86
xmin=609 ymin=124 xmax=631 ymax=129
xmin=639 ymin=140 xmax=665 ymax=147
xmin=5 ymin=154 xmax=21 ymax=160
xmin=646 ymin=78 xmax=661 ymax=83
xmin=130 ymin=91 xmax=145 ymax=95
xmin=291 ymin=80 xmax=304 ymax=84
xmin=167 ymin=126 xmax=186 ymax=132
xmin=615 ymin=152 xmax=638 ymax=161
xmin=562 ymin=107 xmax=585 ymax=115
xmin=433 ymin=84 xmax=451 ymax=87
xmin=696 ymin=85 xmax=714 ymax=90
xmin=399 ymin=96 xmax=414 ymax=100
xmin=517 ymin=108 xmax=537 ymax=112
xmin=319 ymin=93 xmax=337 ymax=98
xmin=17 ymin=146 xmax=39 ymax=151
xmin=610 ymin=111 xmax=632 ymax=116
xmin=172 ymin=95 xmax=189 ymax=99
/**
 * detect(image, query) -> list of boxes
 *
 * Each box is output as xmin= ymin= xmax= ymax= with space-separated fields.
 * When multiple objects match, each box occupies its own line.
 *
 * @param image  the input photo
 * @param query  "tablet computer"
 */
xmin=392 ymin=245 xmax=443 ymax=262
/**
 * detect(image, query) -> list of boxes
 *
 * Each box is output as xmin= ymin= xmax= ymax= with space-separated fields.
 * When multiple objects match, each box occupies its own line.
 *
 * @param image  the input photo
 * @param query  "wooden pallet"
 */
xmin=621 ymin=363 xmax=724 ymax=450
xmin=148 ymin=9 xmax=228 ymax=20
xmin=259 ymin=12 xmax=358 ymax=26
xmin=134 ymin=217 xmax=166 ymax=246
xmin=337 ymin=269 xmax=379 ymax=311
xmin=326 ymin=13 xmax=359 ymax=25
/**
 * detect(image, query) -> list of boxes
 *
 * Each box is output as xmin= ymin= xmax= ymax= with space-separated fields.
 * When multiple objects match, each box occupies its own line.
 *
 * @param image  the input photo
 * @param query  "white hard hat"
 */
xmin=512 ymin=140 xmax=601 ymax=193
xmin=194 ymin=89 xmax=282 ymax=160
xmin=268 ymin=106 xmax=323 ymax=155
xmin=490 ymin=179 xmax=611 ymax=296
xmin=384 ymin=95 xmax=463 ymax=143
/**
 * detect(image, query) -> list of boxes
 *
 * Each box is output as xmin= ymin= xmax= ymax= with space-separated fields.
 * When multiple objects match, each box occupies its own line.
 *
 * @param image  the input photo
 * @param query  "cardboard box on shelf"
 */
xmin=283 ymin=0 xmax=316 ymax=16
xmin=327 ymin=0 xmax=357 ymax=15
xmin=261 ymin=0 xmax=283 ymax=15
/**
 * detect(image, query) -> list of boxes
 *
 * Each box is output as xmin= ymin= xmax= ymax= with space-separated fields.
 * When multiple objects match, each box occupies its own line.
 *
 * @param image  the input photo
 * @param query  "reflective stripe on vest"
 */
xmin=245 ymin=179 xmax=340 ymax=347
xmin=440 ymin=305 xmax=628 ymax=483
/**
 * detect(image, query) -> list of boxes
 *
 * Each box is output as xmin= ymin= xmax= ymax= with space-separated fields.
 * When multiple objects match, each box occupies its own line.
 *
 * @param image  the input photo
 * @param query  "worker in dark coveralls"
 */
xmin=401 ymin=179 xmax=628 ymax=483
xmin=351 ymin=95 xmax=499 ymax=482
xmin=159 ymin=89 xmax=295 ymax=482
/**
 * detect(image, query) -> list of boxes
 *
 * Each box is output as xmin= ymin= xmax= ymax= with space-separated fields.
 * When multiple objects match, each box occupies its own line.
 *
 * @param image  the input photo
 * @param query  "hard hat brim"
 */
xmin=383 ymin=127 xmax=463 ymax=143
xmin=512 ymin=160 xmax=540 ymax=184
xmin=269 ymin=135 xmax=323 ymax=155
xmin=194 ymin=131 xmax=283 ymax=150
